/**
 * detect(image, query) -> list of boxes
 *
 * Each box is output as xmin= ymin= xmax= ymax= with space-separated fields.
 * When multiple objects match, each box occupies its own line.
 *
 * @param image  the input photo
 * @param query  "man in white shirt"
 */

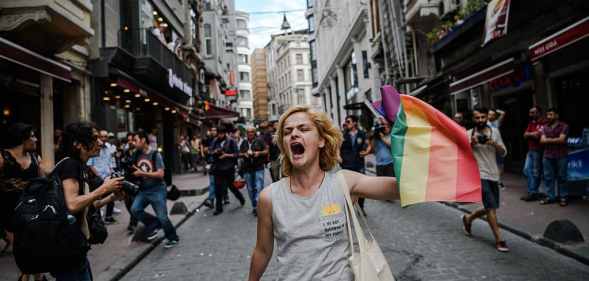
xmin=462 ymin=107 xmax=509 ymax=252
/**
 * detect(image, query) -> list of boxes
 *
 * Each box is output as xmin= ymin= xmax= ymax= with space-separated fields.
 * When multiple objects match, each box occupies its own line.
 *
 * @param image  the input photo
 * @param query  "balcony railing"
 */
xmin=120 ymin=28 xmax=192 ymax=85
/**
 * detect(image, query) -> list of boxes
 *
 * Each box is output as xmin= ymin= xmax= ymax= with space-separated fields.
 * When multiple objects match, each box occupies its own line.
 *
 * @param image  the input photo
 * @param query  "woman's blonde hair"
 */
xmin=277 ymin=106 xmax=342 ymax=176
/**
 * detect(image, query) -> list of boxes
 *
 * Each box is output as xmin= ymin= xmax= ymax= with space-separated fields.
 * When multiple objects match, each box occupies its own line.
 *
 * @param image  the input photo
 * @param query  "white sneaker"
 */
xmin=113 ymin=207 xmax=122 ymax=214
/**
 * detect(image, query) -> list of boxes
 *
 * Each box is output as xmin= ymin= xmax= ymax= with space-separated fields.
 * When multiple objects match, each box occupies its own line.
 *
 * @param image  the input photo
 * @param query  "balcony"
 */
xmin=119 ymin=28 xmax=194 ymax=102
xmin=0 ymin=0 xmax=94 ymax=54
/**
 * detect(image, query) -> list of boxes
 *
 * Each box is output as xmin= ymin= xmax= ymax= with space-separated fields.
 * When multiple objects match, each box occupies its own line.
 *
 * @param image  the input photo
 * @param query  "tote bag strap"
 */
xmin=336 ymin=171 xmax=368 ymax=256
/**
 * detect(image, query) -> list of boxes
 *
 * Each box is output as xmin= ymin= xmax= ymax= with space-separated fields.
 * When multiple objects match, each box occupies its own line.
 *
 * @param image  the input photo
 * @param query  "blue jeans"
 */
xmin=131 ymin=186 xmax=179 ymax=241
xmin=208 ymin=174 xmax=216 ymax=201
xmin=51 ymin=258 xmax=92 ymax=281
xmin=523 ymin=150 xmax=542 ymax=194
xmin=244 ymin=169 xmax=265 ymax=209
xmin=543 ymin=157 xmax=568 ymax=200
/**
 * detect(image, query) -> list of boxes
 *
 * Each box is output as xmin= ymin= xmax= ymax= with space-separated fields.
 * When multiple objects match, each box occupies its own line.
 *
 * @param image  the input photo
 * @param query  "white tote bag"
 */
xmin=337 ymin=172 xmax=396 ymax=281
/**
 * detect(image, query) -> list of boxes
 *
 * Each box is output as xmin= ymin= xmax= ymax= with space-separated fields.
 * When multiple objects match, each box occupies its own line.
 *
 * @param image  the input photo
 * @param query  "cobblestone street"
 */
xmin=121 ymin=191 xmax=589 ymax=281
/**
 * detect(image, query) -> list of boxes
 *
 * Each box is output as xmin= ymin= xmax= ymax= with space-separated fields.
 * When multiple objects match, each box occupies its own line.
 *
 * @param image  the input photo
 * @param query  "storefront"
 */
xmin=0 ymin=37 xmax=73 ymax=164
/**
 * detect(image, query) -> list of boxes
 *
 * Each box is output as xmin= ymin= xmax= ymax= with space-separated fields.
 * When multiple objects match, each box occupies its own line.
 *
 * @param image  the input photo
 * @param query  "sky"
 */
xmin=235 ymin=0 xmax=308 ymax=50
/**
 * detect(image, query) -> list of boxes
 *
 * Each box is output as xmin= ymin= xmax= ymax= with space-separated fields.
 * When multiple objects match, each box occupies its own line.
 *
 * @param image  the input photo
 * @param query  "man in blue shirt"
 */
xmin=372 ymin=117 xmax=394 ymax=177
xmin=87 ymin=130 xmax=117 ymax=223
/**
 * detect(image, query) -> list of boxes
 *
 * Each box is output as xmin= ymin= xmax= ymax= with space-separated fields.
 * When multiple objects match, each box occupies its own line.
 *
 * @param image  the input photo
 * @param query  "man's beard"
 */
xmin=475 ymin=123 xmax=487 ymax=129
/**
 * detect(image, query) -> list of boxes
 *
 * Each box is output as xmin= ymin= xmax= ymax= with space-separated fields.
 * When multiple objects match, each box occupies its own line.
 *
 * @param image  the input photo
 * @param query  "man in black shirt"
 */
xmin=340 ymin=115 xmax=370 ymax=214
xmin=52 ymin=122 xmax=124 ymax=280
xmin=211 ymin=125 xmax=245 ymax=215
xmin=239 ymin=127 xmax=268 ymax=216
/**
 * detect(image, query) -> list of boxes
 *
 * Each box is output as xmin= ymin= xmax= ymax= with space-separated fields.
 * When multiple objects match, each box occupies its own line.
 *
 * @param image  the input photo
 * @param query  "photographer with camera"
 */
xmin=130 ymin=131 xmax=179 ymax=248
xmin=462 ymin=107 xmax=509 ymax=253
xmin=370 ymin=117 xmax=395 ymax=178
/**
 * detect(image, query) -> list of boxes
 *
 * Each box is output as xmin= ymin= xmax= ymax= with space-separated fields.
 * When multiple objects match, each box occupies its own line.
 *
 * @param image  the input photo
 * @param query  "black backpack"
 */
xmin=11 ymin=159 xmax=90 ymax=274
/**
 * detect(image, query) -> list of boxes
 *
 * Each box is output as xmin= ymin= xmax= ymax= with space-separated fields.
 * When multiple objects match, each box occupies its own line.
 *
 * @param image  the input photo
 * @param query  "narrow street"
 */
xmin=121 ymin=191 xmax=589 ymax=281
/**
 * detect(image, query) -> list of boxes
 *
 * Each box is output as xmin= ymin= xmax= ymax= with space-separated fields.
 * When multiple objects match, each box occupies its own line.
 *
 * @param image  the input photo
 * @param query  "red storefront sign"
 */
xmin=224 ymin=89 xmax=237 ymax=96
xmin=529 ymin=16 xmax=589 ymax=62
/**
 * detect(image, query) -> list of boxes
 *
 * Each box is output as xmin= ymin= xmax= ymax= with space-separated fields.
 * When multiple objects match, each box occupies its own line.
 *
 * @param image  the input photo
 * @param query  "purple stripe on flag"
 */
xmin=381 ymin=85 xmax=401 ymax=123
xmin=371 ymin=100 xmax=385 ymax=117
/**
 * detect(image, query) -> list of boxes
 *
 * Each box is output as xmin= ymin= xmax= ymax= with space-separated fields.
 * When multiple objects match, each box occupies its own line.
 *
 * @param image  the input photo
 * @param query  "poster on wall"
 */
xmin=482 ymin=0 xmax=512 ymax=46
xmin=568 ymin=148 xmax=589 ymax=181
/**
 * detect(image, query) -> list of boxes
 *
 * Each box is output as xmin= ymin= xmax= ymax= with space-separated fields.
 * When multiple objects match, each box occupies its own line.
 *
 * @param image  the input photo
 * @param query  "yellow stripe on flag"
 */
xmin=399 ymin=99 xmax=432 ymax=206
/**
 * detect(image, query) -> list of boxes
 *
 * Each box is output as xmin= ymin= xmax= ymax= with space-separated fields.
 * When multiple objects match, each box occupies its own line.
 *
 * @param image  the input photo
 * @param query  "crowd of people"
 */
xmin=0 ymin=123 xmax=178 ymax=280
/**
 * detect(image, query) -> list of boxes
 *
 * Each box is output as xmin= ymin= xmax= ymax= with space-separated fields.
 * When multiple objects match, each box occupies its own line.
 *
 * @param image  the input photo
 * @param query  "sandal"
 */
xmin=559 ymin=198 xmax=568 ymax=207
xmin=462 ymin=215 xmax=472 ymax=236
xmin=540 ymin=198 xmax=556 ymax=205
xmin=496 ymin=241 xmax=510 ymax=252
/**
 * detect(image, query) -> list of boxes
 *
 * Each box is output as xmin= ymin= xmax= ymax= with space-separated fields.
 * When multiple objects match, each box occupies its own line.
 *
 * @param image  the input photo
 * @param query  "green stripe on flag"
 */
xmin=391 ymin=103 xmax=407 ymax=184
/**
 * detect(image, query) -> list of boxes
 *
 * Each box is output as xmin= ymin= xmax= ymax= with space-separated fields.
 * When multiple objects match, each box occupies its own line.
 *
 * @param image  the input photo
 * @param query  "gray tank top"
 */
xmin=269 ymin=169 xmax=353 ymax=281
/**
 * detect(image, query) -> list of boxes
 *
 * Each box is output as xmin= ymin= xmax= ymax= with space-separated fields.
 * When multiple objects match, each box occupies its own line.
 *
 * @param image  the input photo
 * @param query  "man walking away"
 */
xmin=462 ymin=107 xmax=509 ymax=252
xmin=202 ymin=127 xmax=218 ymax=208
xmin=521 ymin=106 xmax=544 ymax=202
xmin=211 ymin=126 xmax=245 ymax=215
xmin=539 ymin=108 xmax=570 ymax=207
xmin=131 ymin=131 xmax=179 ymax=248
xmin=240 ymin=127 xmax=268 ymax=216
xmin=87 ymin=130 xmax=117 ymax=224
xmin=340 ymin=115 xmax=369 ymax=214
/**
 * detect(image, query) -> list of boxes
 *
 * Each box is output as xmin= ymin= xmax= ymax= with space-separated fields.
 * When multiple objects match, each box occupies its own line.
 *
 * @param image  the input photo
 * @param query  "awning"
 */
xmin=529 ymin=16 xmax=589 ymax=62
xmin=449 ymin=58 xmax=514 ymax=95
xmin=203 ymin=104 xmax=239 ymax=120
xmin=0 ymin=36 xmax=72 ymax=82
xmin=344 ymin=100 xmax=381 ymax=118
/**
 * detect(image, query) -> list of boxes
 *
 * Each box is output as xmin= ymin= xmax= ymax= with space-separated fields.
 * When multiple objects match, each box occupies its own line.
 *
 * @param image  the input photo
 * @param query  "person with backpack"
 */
xmin=50 ymin=122 xmax=124 ymax=280
xmin=211 ymin=125 xmax=245 ymax=215
xmin=130 ymin=131 xmax=179 ymax=248
xmin=0 ymin=123 xmax=47 ymax=281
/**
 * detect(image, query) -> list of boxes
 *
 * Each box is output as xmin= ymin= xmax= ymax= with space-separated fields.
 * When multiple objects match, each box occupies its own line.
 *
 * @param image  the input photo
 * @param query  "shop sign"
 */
xmin=487 ymin=64 xmax=532 ymax=92
xmin=168 ymin=69 xmax=193 ymax=96
xmin=529 ymin=16 xmax=589 ymax=62
xmin=482 ymin=0 xmax=511 ymax=46
xmin=568 ymin=148 xmax=589 ymax=181
xmin=225 ymin=88 xmax=237 ymax=96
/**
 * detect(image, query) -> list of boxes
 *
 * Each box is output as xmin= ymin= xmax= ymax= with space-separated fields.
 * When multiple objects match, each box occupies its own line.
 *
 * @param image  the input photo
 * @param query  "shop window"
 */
xmin=240 ymin=90 xmax=251 ymax=99
xmin=239 ymin=54 xmax=248 ymax=64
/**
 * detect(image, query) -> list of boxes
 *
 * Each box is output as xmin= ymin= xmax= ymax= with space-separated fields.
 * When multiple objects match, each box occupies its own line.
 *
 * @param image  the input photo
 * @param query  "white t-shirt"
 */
xmin=467 ymin=127 xmax=507 ymax=182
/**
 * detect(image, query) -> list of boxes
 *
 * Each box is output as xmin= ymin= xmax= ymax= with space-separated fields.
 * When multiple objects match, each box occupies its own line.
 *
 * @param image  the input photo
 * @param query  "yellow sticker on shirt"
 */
xmin=321 ymin=203 xmax=342 ymax=216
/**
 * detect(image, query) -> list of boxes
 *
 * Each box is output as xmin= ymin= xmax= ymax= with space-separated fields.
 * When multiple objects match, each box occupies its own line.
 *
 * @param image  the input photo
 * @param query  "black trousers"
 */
xmin=214 ymin=173 xmax=245 ymax=211
xmin=105 ymin=201 xmax=115 ymax=219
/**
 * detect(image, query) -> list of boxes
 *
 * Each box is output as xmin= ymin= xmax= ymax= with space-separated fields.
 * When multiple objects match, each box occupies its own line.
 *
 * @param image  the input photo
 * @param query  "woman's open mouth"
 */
xmin=290 ymin=142 xmax=305 ymax=157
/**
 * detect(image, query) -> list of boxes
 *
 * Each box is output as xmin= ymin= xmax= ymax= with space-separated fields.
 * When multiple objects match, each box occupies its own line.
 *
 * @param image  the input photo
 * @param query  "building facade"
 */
xmin=266 ymin=30 xmax=319 ymax=120
xmin=251 ymin=48 xmax=269 ymax=122
xmin=308 ymin=0 xmax=375 ymax=128
xmin=234 ymin=10 xmax=253 ymax=122
xmin=90 ymin=0 xmax=202 ymax=172
xmin=0 ymin=0 xmax=94 ymax=165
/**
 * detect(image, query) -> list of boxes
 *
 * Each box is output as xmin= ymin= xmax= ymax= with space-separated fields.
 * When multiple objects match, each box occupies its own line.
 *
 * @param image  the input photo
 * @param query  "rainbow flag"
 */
xmin=379 ymin=86 xmax=481 ymax=207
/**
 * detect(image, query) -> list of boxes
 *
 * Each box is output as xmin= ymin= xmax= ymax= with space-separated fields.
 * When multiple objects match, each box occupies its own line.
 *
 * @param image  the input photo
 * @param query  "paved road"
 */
xmin=121 ymin=191 xmax=589 ymax=281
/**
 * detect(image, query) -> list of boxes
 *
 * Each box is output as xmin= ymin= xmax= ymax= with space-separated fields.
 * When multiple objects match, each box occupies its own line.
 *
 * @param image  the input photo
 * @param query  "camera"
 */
xmin=476 ymin=134 xmax=489 ymax=144
xmin=373 ymin=124 xmax=385 ymax=135
xmin=111 ymin=171 xmax=141 ymax=196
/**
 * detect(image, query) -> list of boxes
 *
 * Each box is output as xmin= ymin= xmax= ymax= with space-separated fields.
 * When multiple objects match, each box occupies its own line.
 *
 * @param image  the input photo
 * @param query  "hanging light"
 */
xmin=164 ymin=107 xmax=170 ymax=111
xmin=123 ymin=89 xmax=130 ymax=93
xmin=153 ymin=11 xmax=158 ymax=16
xmin=103 ymin=97 xmax=111 ymax=101
xmin=124 ymin=104 xmax=131 ymax=109
xmin=134 ymin=93 xmax=141 ymax=98
xmin=171 ymin=109 xmax=177 ymax=114
xmin=115 ymin=95 xmax=121 ymax=99
xmin=153 ymin=102 xmax=159 ymax=106
xmin=158 ymin=17 xmax=164 ymax=22
xmin=125 ymin=99 xmax=131 ymax=103
xmin=144 ymin=98 xmax=151 ymax=102
xmin=110 ymin=82 xmax=117 ymax=87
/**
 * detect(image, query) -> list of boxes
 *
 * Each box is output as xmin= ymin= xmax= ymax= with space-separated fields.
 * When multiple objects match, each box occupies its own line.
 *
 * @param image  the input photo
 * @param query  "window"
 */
xmin=296 ymin=53 xmax=303 ymax=65
xmin=239 ymin=54 xmax=248 ymax=64
xmin=239 ymin=71 xmax=250 ymax=82
xmin=204 ymin=24 xmax=212 ymax=56
xmin=296 ymin=88 xmax=305 ymax=104
xmin=297 ymin=69 xmax=304 ymax=81
xmin=237 ymin=19 xmax=247 ymax=29
xmin=237 ymin=36 xmax=248 ymax=47
xmin=240 ymin=90 xmax=251 ymax=99
xmin=362 ymin=50 xmax=370 ymax=79
xmin=309 ymin=40 xmax=317 ymax=60
xmin=307 ymin=0 xmax=313 ymax=8
xmin=308 ymin=15 xmax=315 ymax=32
xmin=246 ymin=108 xmax=252 ymax=119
